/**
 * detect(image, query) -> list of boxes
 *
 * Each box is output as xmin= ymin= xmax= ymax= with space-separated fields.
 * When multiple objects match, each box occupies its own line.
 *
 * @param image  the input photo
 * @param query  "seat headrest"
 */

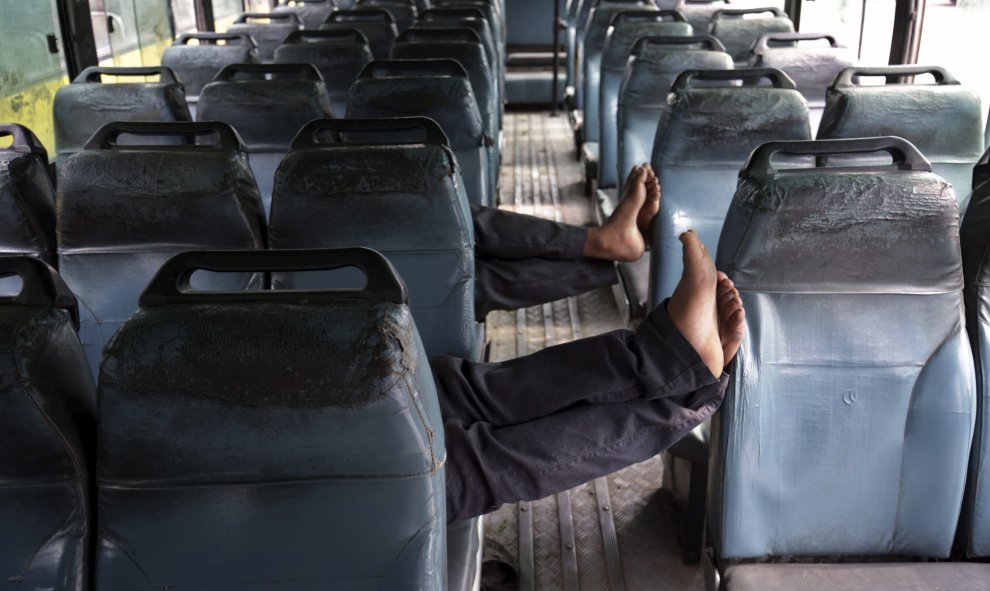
xmin=654 ymin=68 xmax=809 ymax=166
xmin=601 ymin=20 xmax=695 ymax=70
xmin=234 ymin=11 xmax=302 ymax=24
xmin=328 ymin=7 xmax=396 ymax=22
xmin=718 ymin=137 xmax=961 ymax=293
xmin=586 ymin=4 xmax=657 ymax=46
xmin=0 ymin=256 xmax=78 ymax=327
xmin=398 ymin=26 xmax=482 ymax=44
xmin=748 ymin=33 xmax=856 ymax=105
xmin=174 ymin=32 xmax=258 ymax=48
xmin=281 ymin=28 xmax=370 ymax=46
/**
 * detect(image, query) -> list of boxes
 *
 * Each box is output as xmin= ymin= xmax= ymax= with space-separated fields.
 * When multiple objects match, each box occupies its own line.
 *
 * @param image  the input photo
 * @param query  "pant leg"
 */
xmin=474 ymin=256 xmax=617 ymax=319
xmin=471 ymin=204 xmax=588 ymax=261
xmin=435 ymin=303 xmax=729 ymax=522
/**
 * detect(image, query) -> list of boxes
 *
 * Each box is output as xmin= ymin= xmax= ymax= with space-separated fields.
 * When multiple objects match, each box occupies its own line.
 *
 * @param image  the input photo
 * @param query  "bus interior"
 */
xmin=2 ymin=0 xmax=990 ymax=589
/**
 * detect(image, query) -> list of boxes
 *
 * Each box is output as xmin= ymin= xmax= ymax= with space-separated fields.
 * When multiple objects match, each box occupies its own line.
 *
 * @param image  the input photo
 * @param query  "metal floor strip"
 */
xmin=594 ymin=477 xmax=627 ymax=591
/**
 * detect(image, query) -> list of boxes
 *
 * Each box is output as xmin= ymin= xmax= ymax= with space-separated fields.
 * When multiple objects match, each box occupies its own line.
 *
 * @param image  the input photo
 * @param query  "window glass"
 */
xmin=171 ymin=0 xmax=198 ymax=35
xmin=799 ymin=0 xmax=895 ymax=65
xmin=92 ymin=0 xmax=173 ymax=67
xmin=214 ymin=0 xmax=247 ymax=32
xmin=918 ymin=0 xmax=990 ymax=125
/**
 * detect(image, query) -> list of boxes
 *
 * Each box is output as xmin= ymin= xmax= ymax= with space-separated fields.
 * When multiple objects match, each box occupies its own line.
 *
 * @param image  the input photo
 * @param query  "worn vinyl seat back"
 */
xmin=818 ymin=65 xmax=985 ymax=209
xmin=581 ymin=3 xmax=660 ymax=144
xmin=52 ymin=66 xmax=191 ymax=166
xmin=433 ymin=0 xmax=506 ymax=66
xmin=677 ymin=0 xmax=728 ymax=32
xmin=747 ymin=32 xmax=856 ymax=130
xmin=573 ymin=0 xmax=644 ymax=109
xmin=357 ymin=0 xmax=419 ymax=31
xmin=0 ymin=257 xmax=94 ymax=591
xmin=709 ymin=7 xmax=795 ymax=63
xmin=321 ymin=8 xmax=399 ymax=59
xmin=160 ymin=33 xmax=260 ymax=103
xmin=197 ymin=63 xmax=334 ymax=218
xmin=597 ymin=11 xmax=692 ymax=188
xmin=616 ymin=36 xmax=732 ymax=198
xmin=348 ymin=59 xmax=494 ymax=206
xmin=273 ymin=29 xmax=374 ymax=116
xmin=226 ymin=12 xmax=302 ymax=61
xmin=648 ymin=68 xmax=811 ymax=305
xmin=0 ymin=124 xmax=57 ymax=296
xmin=392 ymin=27 xmax=499 ymax=138
xmin=711 ymin=137 xmax=975 ymax=560
xmin=273 ymin=0 xmax=337 ymax=28
xmin=269 ymin=118 xmax=475 ymax=359
xmin=416 ymin=9 xmax=503 ymax=95
xmin=960 ymin=148 xmax=990 ymax=558
xmin=56 ymin=122 xmax=266 ymax=377
xmin=96 ymin=248 xmax=446 ymax=591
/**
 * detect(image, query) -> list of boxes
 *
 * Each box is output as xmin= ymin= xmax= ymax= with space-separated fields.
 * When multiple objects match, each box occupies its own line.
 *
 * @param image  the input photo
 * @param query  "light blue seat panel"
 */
xmin=648 ymin=68 xmax=811 ymax=306
xmin=348 ymin=59 xmax=494 ymax=207
xmin=226 ymin=12 xmax=302 ymax=61
xmin=708 ymin=6 xmax=794 ymax=64
xmin=0 ymin=257 xmax=94 ymax=591
xmin=960 ymin=151 xmax=990 ymax=558
xmin=52 ymin=66 xmax=191 ymax=167
xmin=597 ymin=11 xmax=692 ymax=188
xmin=817 ymin=65 xmax=984 ymax=211
xmin=197 ymin=63 xmax=335 ymax=220
xmin=56 ymin=122 xmax=266 ymax=377
xmin=746 ymin=32 xmax=856 ymax=132
xmin=574 ymin=0 xmax=646 ymax=111
xmin=581 ymin=2 xmax=658 ymax=146
xmin=711 ymin=137 xmax=975 ymax=560
xmin=616 ymin=36 xmax=732 ymax=205
xmin=96 ymin=248 xmax=446 ymax=591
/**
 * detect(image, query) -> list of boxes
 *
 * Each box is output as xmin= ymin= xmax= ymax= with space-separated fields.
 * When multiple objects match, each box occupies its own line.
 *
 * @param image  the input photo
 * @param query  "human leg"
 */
xmin=473 ymin=256 xmax=616 ymax=319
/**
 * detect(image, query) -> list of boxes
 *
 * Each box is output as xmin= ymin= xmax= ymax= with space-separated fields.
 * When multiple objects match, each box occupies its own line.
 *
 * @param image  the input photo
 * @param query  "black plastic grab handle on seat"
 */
xmin=327 ymin=8 xmax=396 ymax=23
xmin=357 ymin=58 xmax=469 ymax=79
xmin=282 ymin=29 xmax=370 ymax=45
xmin=740 ymin=137 xmax=932 ymax=178
xmin=140 ymin=248 xmax=409 ymax=307
xmin=711 ymin=7 xmax=787 ymax=20
xmin=0 ymin=257 xmax=79 ymax=329
xmin=610 ymin=9 xmax=687 ymax=27
xmin=672 ymin=67 xmax=796 ymax=90
xmin=0 ymin=123 xmax=49 ymax=161
xmin=630 ymin=34 xmax=727 ymax=55
xmin=832 ymin=65 xmax=958 ymax=88
xmin=83 ymin=121 xmax=243 ymax=151
xmin=291 ymin=117 xmax=449 ymax=149
xmin=213 ymin=62 xmax=324 ymax=82
xmin=420 ymin=7 xmax=486 ymax=20
xmin=74 ymin=66 xmax=179 ymax=84
xmin=752 ymin=32 xmax=841 ymax=54
xmin=175 ymin=32 xmax=258 ymax=47
xmin=235 ymin=11 xmax=302 ymax=24
xmin=398 ymin=27 xmax=481 ymax=44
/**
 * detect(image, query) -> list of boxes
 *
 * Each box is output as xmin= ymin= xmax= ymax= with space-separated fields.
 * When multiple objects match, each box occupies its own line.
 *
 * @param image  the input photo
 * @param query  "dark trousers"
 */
xmin=472 ymin=205 xmax=618 ymax=320
xmin=433 ymin=302 xmax=729 ymax=522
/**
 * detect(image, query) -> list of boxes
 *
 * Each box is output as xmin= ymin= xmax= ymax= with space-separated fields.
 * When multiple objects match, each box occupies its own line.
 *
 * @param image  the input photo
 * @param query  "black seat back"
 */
xmin=322 ymin=8 xmax=399 ymax=58
xmin=0 ymin=125 xmax=56 ymax=273
xmin=161 ymin=32 xmax=260 ymax=99
xmin=274 ymin=29 xmax=374 ymax=115
xmin=227 ymin=12 xmax=302 ymax=61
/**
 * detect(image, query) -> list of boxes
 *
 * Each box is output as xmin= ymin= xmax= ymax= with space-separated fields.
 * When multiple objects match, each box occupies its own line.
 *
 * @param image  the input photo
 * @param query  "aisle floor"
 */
xmin=481 ymin=112 xmax=704 ymax=591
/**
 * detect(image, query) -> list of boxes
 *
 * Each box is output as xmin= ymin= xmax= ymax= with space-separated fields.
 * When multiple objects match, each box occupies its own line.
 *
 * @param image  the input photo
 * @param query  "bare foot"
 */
xmin=637 ymin=163 xmax=661 ymax=243
xmin=667 ymin=230 xmax=723 ymax=379
xmin=717 ymin=272 xmax=745 ymax=369
xmin=584 ymin=165 xmax=649 ymax=261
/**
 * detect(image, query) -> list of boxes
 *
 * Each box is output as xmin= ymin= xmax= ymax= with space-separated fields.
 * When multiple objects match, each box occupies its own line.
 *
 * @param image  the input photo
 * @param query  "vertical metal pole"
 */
xmin=551 ymin=0 xmax=561 ymax=115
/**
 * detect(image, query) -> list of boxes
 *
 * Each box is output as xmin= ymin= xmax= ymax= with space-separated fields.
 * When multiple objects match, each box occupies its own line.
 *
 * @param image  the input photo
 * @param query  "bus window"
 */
xmin=0 ymin=0 xmax=70 ymax=151
xmin=918 ymin=1 xmax=990 ymax=124
xmin=214 ymin=0 xmax=249 ymax=31
xmin=798 ymin=0 xmax=896 ymax=65
xmin=171 ymin=0 xmax=199 ymax=36
xmin=90 ymin=0 xmax=174 ymax=68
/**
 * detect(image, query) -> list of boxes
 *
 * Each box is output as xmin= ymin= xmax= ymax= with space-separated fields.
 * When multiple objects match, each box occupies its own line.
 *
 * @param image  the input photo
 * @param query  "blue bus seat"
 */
xmin=321 ymin=8 xmax=399 ymax=59
xmin=676 ymin=0 xmax=728 ymax=33
xmin=96 ymin=248 xmax=446 ymax=590
xmin=708 ymin=7 xmax=794 ymax=64
xmin=597 ymin=10 xmax=692 ymax=189
xmin=711 ymin=137 xmax=975 ymax=561
xmin=746 ymin=32 xmax=856 ymax=131
xmin=417 ymin=8 xmax=503 ymax=96
xmin=0 ymin=257 xmax=94 ymax=591
xmin=649 ymin=68 xmax=811 ymax=305
xmin=273 ymin=0 xmax=336 ymax=28
xmin=357 ymin=0 xmax=419 ymax=31
xmin=273 ymin=29 xmax=374 ymax=116
xmin=615 ymin=35 xmax=731 ymax=215
xmin=573 ymin=0 xmax=643 ymax=111
xmin=52 ymin=66 xmax=191 ymax=166
xmin=0 ymin=124 xmax=57 ymax=290
xmin=56 ymin=122 xmax=266 ymax=377
xmin=348 ymin=59 xmax=495 ymax=206
xmin=960 ymin=149 xmax=990 ymax=558
xmin=392 ymin=27 xmax=500 ymax=138
xmin=817 ymin=65 xmax=985 ymax=211
xmin=227 ymin=12 xmax=302 ymax=62
xmin=161 ymin=32 xmax=260 ymax=112
xmin=197 ymin=63 xmax=334 ymax=218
